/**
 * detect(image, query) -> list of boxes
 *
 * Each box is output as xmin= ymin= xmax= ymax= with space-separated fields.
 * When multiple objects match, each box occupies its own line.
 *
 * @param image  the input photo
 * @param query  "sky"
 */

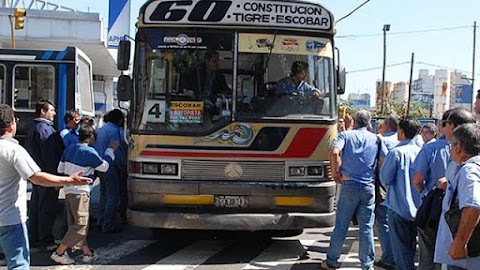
xmin=59 ymin=0 xmax=480 ymax=104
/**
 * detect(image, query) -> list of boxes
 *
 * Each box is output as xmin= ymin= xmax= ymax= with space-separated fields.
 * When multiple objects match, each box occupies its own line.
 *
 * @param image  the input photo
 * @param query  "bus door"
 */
xmin=74 ymin=48 xmax=95 ymax=118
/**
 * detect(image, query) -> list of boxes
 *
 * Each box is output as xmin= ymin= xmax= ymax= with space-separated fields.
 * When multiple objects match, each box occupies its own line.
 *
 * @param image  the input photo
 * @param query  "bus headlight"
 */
xmin=143 ymin=163 xmax=159 ymax=174
xmin=160 ymin=163 xmax=178 ymax=175
xmin=307 ymin=166 xmax=324 ymax=176
xmin=289 ymin=166 xmax=305 ymax=176
xmin=130 ymin=161 xmax=180 ymax=176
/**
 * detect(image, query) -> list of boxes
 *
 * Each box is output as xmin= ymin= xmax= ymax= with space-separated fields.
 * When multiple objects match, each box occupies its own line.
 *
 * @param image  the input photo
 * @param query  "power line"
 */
xmin=346 ymin=60 xmax=480 ymax=77
xmin=416 ymin=62 xmax=480 ymax=76
xmin=336 ymin=0 xmax=371 ymax=24
xmin=347 ymin=62 xmax=410 ymax=74
xmin=337 ymin=25 xmax=472 ymax=39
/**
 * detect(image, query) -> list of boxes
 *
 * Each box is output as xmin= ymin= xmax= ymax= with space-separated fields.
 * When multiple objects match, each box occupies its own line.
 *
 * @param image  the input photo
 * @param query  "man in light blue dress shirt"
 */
xmin=412 ymin=108 xmax=476 ymax=270
xmin=374 ymin=115 xmax=399 ymax=270
xmin=434 ymin=123 xmax=480 ymax=270
xmin=380 ymin=116 xmax=422 ymax=270
xmin=322 ymin=110 xmax=387 ymax=270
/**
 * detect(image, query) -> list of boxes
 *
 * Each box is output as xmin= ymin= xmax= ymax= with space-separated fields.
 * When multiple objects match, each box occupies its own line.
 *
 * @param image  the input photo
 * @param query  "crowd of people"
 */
xmin=0 ymin=101 xmax=127 ymax=269
xmin=2 ymin=92 xmax=480 ymax=269
xmin=324 ymin=104 xmax=480 ymax=270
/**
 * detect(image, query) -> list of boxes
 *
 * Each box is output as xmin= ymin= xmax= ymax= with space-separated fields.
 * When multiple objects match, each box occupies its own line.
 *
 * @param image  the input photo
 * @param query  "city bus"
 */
xmin=0 ymin=46 xmax=95 ymax=143
xmin=117 ymin=0 xmax=345 ymax=233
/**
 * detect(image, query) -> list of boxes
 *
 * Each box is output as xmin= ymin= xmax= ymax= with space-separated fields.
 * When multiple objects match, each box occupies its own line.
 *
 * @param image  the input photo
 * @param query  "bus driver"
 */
xmin=275 ymin=61 xmax=323 ymax=98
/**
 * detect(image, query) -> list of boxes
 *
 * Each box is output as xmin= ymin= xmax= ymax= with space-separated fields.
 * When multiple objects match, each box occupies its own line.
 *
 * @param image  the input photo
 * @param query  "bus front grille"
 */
xmin=182 ymin=160 xmax=285 ymax=181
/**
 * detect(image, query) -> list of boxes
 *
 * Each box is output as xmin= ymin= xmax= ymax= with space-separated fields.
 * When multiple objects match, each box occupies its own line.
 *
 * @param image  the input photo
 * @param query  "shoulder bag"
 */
xmin=414 ymin=187 xmax=445 ymax=231
xmin=444 ymin=188 xmax=480 ymax=257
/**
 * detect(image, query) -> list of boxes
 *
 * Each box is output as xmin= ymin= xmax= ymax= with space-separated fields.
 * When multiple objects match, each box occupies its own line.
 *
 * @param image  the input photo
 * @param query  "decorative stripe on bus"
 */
xmin=139 ymin=128 xmax=327 ymax=158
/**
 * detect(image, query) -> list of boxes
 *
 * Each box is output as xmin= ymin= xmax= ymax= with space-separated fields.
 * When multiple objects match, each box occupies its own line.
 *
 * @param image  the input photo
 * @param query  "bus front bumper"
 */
xmin=127 ymin=209 xmax=335 ymax=230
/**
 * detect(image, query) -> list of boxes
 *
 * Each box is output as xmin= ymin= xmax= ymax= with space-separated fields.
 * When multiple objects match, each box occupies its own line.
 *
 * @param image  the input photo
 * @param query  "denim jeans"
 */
xmin=375 ymin=204 xmax=394 ymax=265
xmin=0 ymin=223 xmax=30 ymax=270
xmin=387 ymin=209 xmax=417 ymax=270
xmin=418 ymin=227 xmax=442 ymax=270
xmin=97 ymin=170 xmax=120 ymax=232
xmin=326 ymin=181 xmax=375 ymax=270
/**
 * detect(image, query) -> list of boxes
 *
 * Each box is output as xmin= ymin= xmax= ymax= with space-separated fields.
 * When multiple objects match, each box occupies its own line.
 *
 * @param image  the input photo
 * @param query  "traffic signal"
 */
xmin=14 ymin=8 xmax=26 ymax=30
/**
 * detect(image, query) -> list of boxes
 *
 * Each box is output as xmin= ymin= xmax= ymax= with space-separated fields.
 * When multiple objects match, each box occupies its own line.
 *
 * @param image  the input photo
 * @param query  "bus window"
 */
xmin=13 ymin=65 xmax=55 ymax=111
xmin=132 ymin=30 xmax=234 ymax=134
xmin=236 ymin=33 xmax=335 ymax=119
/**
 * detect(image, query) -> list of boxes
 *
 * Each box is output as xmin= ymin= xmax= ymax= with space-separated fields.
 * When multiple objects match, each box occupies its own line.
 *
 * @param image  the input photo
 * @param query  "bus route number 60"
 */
xmin=149 ymin=0 xmax=232 ymax=22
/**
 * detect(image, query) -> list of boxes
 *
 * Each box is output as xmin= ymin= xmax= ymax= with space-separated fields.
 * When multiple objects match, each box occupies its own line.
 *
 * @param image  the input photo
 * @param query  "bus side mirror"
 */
xmin=117 ymin=40 xmax=131 ymax=71
xmin=337 ymin=66 xmax=346 ymax=95
xmin=117 ymin=75 xmax=132 ymax=101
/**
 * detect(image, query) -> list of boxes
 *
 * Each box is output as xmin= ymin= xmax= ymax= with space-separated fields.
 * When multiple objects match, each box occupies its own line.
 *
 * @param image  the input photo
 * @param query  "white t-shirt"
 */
xmin=0 ymin=136 xmax=41 ymax=226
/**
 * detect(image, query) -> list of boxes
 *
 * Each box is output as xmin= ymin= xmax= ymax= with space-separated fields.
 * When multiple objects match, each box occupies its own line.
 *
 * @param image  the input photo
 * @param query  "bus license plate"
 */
xmin=214 ymin=196 xmax=249 ymax=208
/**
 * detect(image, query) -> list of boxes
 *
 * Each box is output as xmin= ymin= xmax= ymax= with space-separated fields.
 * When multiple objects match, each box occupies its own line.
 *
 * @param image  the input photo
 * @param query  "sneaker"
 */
xmin=320 ymin=261 xmax=339 ymax=269
xmin=50 ymin=251 xmax=75 ymax=265
xmin=79 ymin=252 xmax=100 ymax=263
xmin=373 ymin=259 xmax=395 ymax=269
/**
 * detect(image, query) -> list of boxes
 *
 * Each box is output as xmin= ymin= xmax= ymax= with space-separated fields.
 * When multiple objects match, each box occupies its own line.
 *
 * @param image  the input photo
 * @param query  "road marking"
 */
xmin=242 ymin=240 xmax=316 ymax=270
xmin=141 ymin=240 xmax=232 ymax=270
xmin=40 ymin=240 xmax=155 ymax=270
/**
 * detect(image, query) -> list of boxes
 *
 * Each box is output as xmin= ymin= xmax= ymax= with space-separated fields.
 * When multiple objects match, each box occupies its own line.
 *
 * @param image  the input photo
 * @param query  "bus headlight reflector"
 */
xmin=289 ymin=166 xmax=305 ymax=176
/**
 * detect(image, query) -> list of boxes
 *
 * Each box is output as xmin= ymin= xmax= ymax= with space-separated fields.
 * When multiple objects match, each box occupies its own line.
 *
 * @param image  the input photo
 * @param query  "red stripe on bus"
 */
xmin=139 ymin=128 xmax=327 ymax=159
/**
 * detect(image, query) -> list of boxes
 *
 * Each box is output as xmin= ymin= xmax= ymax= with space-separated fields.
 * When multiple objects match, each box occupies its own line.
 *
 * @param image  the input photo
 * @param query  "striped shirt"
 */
xmin=57 ymin=143 xmax=114 ymax=195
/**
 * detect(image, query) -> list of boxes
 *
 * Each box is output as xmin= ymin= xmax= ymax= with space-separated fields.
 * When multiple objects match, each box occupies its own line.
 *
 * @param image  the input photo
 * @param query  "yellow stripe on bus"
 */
xmin=161 ymin=195 xmax=214 ymax=205
xmin=274 ymin=196 xmax=314 ymax=206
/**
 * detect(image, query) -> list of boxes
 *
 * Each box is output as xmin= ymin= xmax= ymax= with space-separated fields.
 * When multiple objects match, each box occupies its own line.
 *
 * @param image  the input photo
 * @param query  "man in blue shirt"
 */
xmin=434 ymin=123 xmax=480 ymax=270
xmin=374 ymin=115 xmax=400 ymax=269
xmin=322 ymin=110 xmax=387 ymax=270
xmin=412 ymin=108 xmax=476 ymax=270
xmin=59 ymin=110 xmax=80 ymax=147
xmin=380 ymin=116 xmax=422 ymax=270
xmin=93 ymin=109 xmax=124 ymax=233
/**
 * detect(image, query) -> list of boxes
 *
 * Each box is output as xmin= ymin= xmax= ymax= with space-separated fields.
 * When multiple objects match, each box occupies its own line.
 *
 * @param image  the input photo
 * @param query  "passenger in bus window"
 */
xmin=275 ymin=61 xmax=324 ymax=98
xmin=182 ymin=50 xmax=231 ymax=116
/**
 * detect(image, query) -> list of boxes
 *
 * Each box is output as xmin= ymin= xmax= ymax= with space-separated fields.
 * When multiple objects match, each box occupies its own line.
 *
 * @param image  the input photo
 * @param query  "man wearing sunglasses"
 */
xmin=412 ymin=108 xmax=476 ymax=270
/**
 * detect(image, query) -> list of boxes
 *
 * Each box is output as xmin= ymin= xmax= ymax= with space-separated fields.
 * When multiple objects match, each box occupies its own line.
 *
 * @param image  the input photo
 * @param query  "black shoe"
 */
xmin=102 ymin=226 xmax=122 ymax=233
xmin=374 ymin=259 xmax=395 ymax=269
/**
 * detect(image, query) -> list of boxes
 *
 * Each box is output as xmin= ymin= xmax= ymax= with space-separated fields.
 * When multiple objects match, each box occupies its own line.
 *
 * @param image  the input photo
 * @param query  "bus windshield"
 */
xmin=132 ymin=29 xmax=335 ymax=134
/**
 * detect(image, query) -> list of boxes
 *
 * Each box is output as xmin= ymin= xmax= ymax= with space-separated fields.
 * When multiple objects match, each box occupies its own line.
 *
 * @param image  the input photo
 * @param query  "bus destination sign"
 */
xmin=143 ymin=0 xmax=333 ymax=31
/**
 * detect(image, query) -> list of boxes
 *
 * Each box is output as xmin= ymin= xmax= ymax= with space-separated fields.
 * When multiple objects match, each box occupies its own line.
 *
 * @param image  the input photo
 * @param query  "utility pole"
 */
xmin=407 ymin=53 xmax=415 ymax=116
xmin=381 ymin=24 xmax=390 ymax=114
xmin=472 ymin=21 xmax=477 ymax=111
